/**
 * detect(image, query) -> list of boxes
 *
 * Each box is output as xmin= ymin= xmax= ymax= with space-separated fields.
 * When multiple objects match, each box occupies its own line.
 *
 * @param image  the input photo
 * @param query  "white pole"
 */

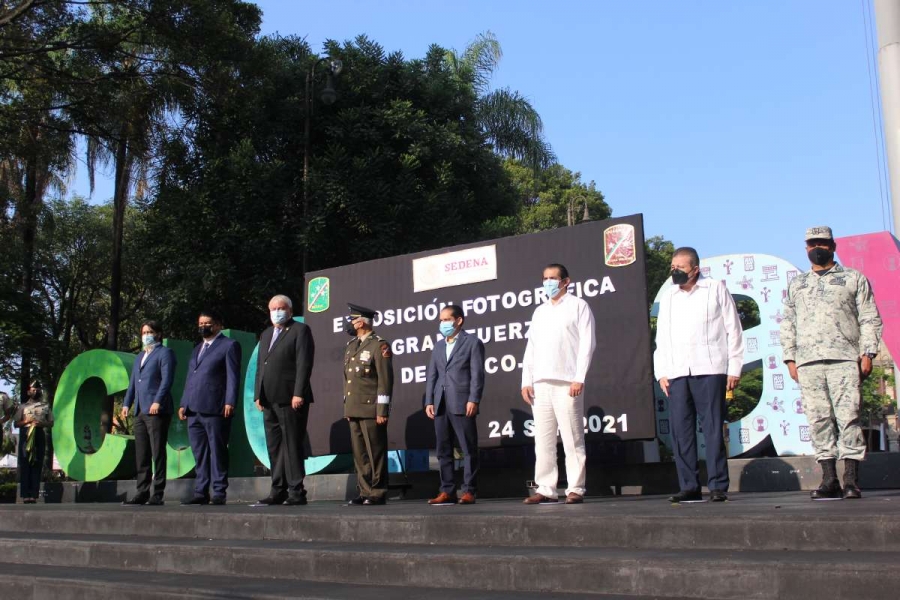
xmin=874 ymin=0 xmax=900 ymax=234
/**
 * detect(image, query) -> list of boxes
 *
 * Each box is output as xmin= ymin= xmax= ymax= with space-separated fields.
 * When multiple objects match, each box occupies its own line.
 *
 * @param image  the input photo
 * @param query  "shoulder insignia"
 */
xmin=380 ymin=342 xmax=392 ymax=358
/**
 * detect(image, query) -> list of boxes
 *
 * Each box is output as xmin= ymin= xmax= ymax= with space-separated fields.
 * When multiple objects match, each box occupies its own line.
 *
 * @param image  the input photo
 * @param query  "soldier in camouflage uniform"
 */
xmin=342 ymin=303 xmax=394 ymax=505
xmin=781 ymin=226 xmax=883 ymax=500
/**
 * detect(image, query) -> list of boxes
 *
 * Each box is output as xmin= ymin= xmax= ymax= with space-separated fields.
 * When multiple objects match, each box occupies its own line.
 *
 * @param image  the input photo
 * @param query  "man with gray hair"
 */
xmin=654 ymin=247 xmax=744 ymax=503
xmin=254 ymin=294 xmax=316 ymax=505
xmin=781 ymin=226 xmax=882 ymax=500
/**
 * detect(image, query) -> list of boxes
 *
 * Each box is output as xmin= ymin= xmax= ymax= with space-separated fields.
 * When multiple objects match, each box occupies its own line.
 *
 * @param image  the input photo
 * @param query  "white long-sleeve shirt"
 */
xmin=521 ymin=292 xmax=597 ymax=386
xmin=653 ymin=276 xmax=744 ymax=380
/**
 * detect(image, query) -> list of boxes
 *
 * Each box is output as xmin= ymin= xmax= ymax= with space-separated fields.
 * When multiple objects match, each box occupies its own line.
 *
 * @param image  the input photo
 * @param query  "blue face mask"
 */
xmin=543 ymin=279 xmax=561 ymax=299
xmin=439 ymin=321 xmax=457 ymax=337
xmin=141 ymin=334 xmax=157 ymax=347
xmin=270 ymin=309 xmax=289 ymax=325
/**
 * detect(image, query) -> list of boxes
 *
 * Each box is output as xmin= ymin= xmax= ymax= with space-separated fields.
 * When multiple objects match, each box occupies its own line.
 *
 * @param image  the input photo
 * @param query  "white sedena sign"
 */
xmin=412 ymin=244 xmax=498 ymax=292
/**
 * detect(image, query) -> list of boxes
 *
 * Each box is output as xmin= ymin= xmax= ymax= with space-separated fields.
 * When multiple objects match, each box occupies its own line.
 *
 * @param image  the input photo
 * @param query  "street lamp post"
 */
xmin=302 ymin=56 xmax=342 ymax=295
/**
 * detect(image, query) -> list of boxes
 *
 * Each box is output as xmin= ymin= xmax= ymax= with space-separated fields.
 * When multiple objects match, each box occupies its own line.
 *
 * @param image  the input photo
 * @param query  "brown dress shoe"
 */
xmin=565 ymin=493 xmax=583 ymax=504
xmin=523 ymin=493 xmax=558 ymax=504
xmin=457 ymin=492 xmax=476 ymax=505
xmin=428 ymin=492 xmax=458 ymax=505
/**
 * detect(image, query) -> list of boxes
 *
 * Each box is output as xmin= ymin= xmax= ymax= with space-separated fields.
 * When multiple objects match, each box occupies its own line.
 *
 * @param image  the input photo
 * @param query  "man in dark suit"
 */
xmin=122 ymin=320 xmax=176 ymax=505
xmin=254 ymin=294 xmax=315 ymax=505
xmin=425 ymin=304 xmax=485 ymax=505
xmin=343 ymin=303 xmax=394 ymax=506
xmin=179 ymin=310 xmax=242 ymax=505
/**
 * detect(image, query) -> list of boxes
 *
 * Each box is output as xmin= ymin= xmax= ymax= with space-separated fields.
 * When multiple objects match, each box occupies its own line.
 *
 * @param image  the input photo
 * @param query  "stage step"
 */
xmin=0 ymin=531 xmax=896 ymax=599
xmin=3 ymin=493 xmax=900 ymax=552
xmin=0 ymin=563 xmax=651 ymax=600
xmin=2 ymin=492 xmax=899 ymax=599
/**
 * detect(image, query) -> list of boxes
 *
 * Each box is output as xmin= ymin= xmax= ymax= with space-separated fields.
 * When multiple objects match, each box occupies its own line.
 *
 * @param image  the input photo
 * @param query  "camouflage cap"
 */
xmin=804 ymin=226 xmax=833 ymax=241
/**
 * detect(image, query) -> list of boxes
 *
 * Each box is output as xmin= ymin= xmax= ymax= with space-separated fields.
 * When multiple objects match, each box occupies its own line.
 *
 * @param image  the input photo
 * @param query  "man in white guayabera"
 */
xmin=521 ymin=263 xmax=597 ymax=505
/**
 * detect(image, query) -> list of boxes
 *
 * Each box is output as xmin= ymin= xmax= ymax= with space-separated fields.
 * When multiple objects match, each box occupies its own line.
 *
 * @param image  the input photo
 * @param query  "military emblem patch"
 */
xmin=603 ymin=224 xmax=636 ymax=267
xmin=307 ymin=277 xmax=330 ymax=313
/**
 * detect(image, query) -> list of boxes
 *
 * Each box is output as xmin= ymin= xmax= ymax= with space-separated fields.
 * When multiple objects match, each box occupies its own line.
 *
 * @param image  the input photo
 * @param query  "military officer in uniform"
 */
xmin=781 ymin=226 xmax=883 ymax=500
xmin=343 ymin=303 xmax=394 ymax=505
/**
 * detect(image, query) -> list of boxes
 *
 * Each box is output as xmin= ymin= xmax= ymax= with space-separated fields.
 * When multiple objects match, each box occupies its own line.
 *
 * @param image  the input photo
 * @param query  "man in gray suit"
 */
xmin=424 ymin=304 xmax=485 ymax=505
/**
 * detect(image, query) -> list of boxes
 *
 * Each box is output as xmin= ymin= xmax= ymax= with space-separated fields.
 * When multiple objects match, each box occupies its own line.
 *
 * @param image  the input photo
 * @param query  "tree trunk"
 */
xmin=19 ymin=154 xmax=39 ymax=398
xmin=106 ymin=138 xmax=130 ymax=351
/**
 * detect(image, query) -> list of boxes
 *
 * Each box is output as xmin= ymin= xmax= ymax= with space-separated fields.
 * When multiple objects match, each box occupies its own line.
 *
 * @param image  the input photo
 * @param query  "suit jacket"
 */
xmin=181 ymin=334 xmax=242 ymax=415
xmin=343 ymin=332 xmax=394 ymax=419
xmin=255 ymin=320 xmax=315 ymax=406
xmin=123 ymin=344 xmax=176 ymax=415
xmin=424 ymin=331 xmax=485 ymax=415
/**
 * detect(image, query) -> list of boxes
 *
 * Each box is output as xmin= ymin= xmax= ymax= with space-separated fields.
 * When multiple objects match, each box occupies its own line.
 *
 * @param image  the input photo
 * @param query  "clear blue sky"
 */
xmin=73 ymin=0 xmax=893 ymax=271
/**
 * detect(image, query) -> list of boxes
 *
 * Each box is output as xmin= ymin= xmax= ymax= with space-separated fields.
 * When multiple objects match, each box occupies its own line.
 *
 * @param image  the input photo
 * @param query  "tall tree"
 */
xmin=444 ymin=32 xmax=555 ymax=171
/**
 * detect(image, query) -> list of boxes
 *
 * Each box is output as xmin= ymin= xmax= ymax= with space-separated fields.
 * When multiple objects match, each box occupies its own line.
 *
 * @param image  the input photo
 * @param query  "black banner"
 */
xmin=304 ymin=214 xmax=656 ymax=455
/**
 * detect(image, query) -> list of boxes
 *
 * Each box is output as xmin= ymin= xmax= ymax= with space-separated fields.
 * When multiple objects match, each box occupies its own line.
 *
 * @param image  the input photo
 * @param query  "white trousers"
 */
xmin=532 ymin=380 xmax=586 ymax=497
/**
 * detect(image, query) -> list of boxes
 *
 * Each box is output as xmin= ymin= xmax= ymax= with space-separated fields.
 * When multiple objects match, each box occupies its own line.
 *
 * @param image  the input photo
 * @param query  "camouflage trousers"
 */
xmin=797 ymin=360 xmax=866 ymax=462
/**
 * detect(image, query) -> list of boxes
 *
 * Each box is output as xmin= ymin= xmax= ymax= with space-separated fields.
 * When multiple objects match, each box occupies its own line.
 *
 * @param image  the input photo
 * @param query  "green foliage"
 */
xmin=734 ymin=298 xmax=761 ymax=330
xmin=728 ymin=366 xmax=762 ymax=422
xmin=861 ymin=367 xmax=895 ymax=428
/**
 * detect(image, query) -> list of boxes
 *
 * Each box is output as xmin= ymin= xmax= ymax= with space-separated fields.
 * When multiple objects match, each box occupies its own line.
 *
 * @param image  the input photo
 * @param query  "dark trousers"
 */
xmin=133 ymin=412 xmax=172 ymax=496
xmin=187 ymin=411 xmax=232 ymax=499
xmin=18 ymin=426 xmax=45 ymax=499
xmin=263 ymin=402 xmax=309 ymax=497
xmin=668 ymin=374 xmax=729 ymax=492
xmin=348 ymin=417 xmax=388 ymax=499
xmin=434 ymin=400 xmax=479 ymax=494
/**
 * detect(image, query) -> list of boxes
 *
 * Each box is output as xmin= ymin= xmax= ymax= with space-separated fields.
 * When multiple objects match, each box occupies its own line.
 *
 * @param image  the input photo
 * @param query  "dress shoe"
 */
xmin=147 ymin=494 xmax=164 ymax=506
xmin=523 ymin=493 xmax=558 ymax=504
xmin=182 ymin=496 xmax=209 ymax=505
xmin=668 ymin=490 xmax=702 ymax=503
xmin=457 ymin=492 xmax=476 ymax=505
xmin=285 ymin=495 xmax=308 ymax=506
xmin=258 ymin=492 xmax=288 ymax=505
xmin=565 ymin=493 xmax=583 ymax=504
xmin=842 ymin=484 xmax=862 ymax=500
xmin=123 ymin=493 xmax=150 ymax=506
xmin=709 ymin=490 xmax=728 ymax=502
xmin=428 ymin=492 xmax=458 ymax=505
xmin=23 ymin=498 xmax=36 ymax=504
xmin=211 ymin=496 xmax=226 ymax=506
xmin=363 ymin=497 xmax=386 ymax=505
xmin=347 ymin=496 xmax=365 ymax=506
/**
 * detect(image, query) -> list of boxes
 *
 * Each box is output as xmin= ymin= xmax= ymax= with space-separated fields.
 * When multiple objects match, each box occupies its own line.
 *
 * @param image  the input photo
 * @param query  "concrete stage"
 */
xmin=1 ymin=491 xmax=899 ymax=599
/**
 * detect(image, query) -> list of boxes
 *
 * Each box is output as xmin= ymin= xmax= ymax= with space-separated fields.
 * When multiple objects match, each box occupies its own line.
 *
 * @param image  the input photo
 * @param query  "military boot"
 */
xmin=810 ymin=458 xmax=842 ymax=499
xmin=842 ymin=459 xmax=862 ymax=499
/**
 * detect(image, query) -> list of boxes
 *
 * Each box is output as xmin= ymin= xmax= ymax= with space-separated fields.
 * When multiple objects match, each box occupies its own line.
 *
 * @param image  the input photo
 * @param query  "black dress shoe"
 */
xmin=182 ymin=496 xmax=209 ymax=505
xmin=348 ymin=496 xmax=365 ymax=506
xmin=709 ymin=490 xmax=728 ymax=502
xmin=842 ymin=484 xmax=862 ymax=499
xmin=147 ymin=495 xmax=164 ymax=506
xmin=123 ymin=493 xmax=150 ymax=506
xmin=668 ymin=490 xmax=703 ymax=503
xmin=258 ymin=492 xmax=288 ymax=505
xmin=363 ymin=497 xmax=386 ymax=505
xmin=211 ymin=497 xmax=226 ymax=505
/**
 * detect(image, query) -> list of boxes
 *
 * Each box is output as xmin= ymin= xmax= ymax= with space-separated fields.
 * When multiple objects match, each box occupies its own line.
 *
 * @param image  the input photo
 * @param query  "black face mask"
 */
xmin=808 ymin=247 xmax=834 ymax=267
xmin=671 ymin=269 xmax=692 ymax=285
xmin=29 ymin=389 xmax=42 ymax=400
xmin=344 ymin=317 xmax=357 ymax=336
xmin=199 ymin=325 xmax=214 ymax=338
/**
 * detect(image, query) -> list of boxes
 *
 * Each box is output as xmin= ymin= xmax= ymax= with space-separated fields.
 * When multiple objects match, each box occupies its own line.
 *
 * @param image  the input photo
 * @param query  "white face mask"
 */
xmin=270 ymin=309 xmax=289 ymax=325
xmin=141 ymin=334 xmax=157 ymax=348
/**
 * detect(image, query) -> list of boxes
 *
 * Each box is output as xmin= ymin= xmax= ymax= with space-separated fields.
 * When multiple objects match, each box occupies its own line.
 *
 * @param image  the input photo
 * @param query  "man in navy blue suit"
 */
xmin=122 ymin=320 xmax=176 ymax=505
xmin=424 ymin=304 xmax=485 ymax=505
xmin=179 ymin=310 xmax=242 ymax=505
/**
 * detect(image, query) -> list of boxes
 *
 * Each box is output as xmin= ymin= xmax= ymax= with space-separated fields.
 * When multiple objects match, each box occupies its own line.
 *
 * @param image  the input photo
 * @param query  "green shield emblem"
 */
xmin=307 ymin=277 xmax=330 ymax=313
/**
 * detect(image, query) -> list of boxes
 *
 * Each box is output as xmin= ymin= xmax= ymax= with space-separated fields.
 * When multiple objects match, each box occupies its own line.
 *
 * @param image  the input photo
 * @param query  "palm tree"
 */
xmin=444 ymin=32 xmax=555 ymax=170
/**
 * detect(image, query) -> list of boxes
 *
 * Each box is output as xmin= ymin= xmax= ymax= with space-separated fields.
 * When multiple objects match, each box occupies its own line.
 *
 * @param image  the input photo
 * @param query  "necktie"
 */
xmin=198 ymin=342 xmax=210 ymax=359
xmin=269 ymin=327 xmax=281 ymax=351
